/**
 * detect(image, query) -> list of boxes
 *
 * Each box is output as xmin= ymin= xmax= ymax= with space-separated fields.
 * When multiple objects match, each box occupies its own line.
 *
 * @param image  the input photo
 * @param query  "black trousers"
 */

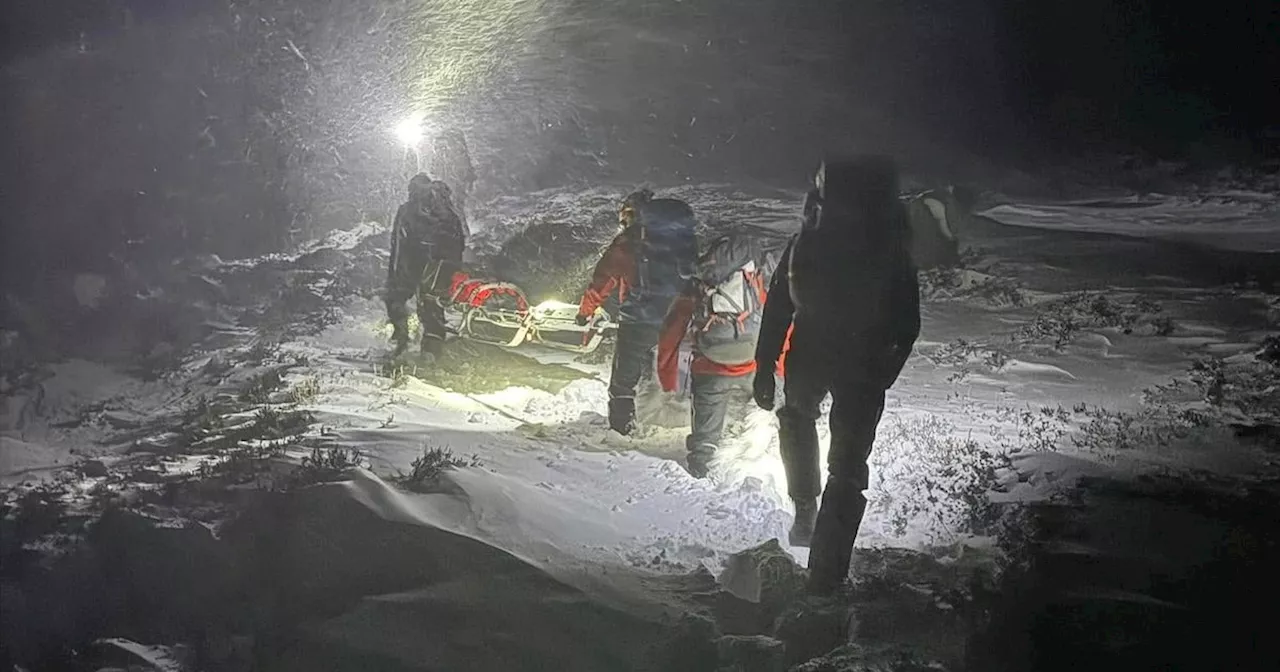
xmin=385 ymin=246 xmax=449 ymax=354
xmin=607 ymin=322 xmax=660 ymax=430
xmin=776 ymin=326 xmax=887 ymax=591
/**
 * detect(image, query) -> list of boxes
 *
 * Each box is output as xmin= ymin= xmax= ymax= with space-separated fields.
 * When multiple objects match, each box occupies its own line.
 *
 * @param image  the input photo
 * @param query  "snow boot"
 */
xmin=608 ymin=398 xmax=637 ymax=436
xmin=789 ymin=497 xmax=819 ymax=547
xmin=685 ymin=436 xmax=714 ymax=479
xmin=420 ymin=333 xmax=443 ymax=360
xmin=805 ymin=479 xmax=867 ymax=595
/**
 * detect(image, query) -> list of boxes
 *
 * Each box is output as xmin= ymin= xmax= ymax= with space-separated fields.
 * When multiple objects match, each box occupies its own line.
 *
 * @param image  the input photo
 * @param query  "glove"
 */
xmin=575 ymin=313 xmax=591 ymax=327
xmin=752 ymin=367 xmax=776 ymax=411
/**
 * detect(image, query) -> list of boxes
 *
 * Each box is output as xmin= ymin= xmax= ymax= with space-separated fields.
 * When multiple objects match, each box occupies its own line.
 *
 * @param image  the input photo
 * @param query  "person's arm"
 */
xmin=753 ymin=238 xmax=795 ymax=373
xmin=387 ymin=204 xmax=409 ymax=280
xmin=656 ymin=291 xmax=696 ymax=392
xmin=880 ymin=253 xmax=921 ymax=388
xmin=577 ymin=235 xmax=633 ymax=320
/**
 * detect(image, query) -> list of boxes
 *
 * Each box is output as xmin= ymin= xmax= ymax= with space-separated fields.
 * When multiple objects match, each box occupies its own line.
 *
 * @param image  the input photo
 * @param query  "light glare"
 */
xmin=392 ymin=114 xmax=425 ymax=148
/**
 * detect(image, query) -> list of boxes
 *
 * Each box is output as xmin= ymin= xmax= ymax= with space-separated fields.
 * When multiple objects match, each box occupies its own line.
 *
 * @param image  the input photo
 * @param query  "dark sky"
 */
xmin=4 ymin=0 xmax=1277 ymax=157
xmin=995 ymin=0 xmax=1279 ymax=155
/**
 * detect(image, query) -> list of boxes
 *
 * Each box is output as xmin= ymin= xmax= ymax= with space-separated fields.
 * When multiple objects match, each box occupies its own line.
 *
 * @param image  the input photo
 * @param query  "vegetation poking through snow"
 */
xmin=870 ymin=415 xmax=1012 ymax=541
xmin=396 ymin=444 xmax=483 ymax=492
xmin=239 ymin=368 xmax=286 ymax=404
xmin=244 ymin=339 xmax=281 ymax=365
xmin=1068 ymin=403 xmax=1212 ymax=460
xmin=1015 ymin=292 xmax=1173 ymax=349
xmin=917 ymin=262 xmax=1026 ymax=308
xmin=991 ymin=404 xmax=1073 ymax=454
xmin=294 ymin=445 xmax=365 ymax=485
xmin=287 ymin=376 xmax=323 ymax=404
xmin=1142 ymin=352 xmax=1280 ymax=426
xmin=382 ymin=363 xmax=412 ymax=389
xmin=196 ymin=442 xmax=288 ymax=484
xmin=922 ymin=338 xmax=1011 ymax=382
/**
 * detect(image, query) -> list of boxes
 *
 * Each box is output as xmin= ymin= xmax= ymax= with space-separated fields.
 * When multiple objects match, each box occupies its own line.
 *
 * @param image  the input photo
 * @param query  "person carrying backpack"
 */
xmin=656 ymin=233 xmax=786 ymax=477
xmin=385 ymin=173 xmax=467 ymax=360
xmin=753 ymin=156 xmax=921 ymax=595
xmin=576 ymin=189 xmax=699 ymax=436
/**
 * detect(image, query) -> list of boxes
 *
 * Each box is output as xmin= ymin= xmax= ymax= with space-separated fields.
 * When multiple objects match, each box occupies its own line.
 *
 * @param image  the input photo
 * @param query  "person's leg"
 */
xmin=685 ymin=372 xmax=739 ymax=478
xmin=607 ymin=322 xmax=660 ymax=435
xmin=386 ymin=249 xmax=426 ymax=356
xmin=777 ymin=341 xmax=831 ymax=546
xmin=416 ymin=295 xmax=447 ymax=358
xmin=806 ymin=381 xmax=886 ymax=595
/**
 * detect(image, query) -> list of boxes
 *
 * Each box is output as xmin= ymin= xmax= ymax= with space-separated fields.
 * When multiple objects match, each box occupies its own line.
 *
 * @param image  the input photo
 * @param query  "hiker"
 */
xmin=656 ymin=234 xmax=785 ymax=477
xmin=753 ymin=156 xmax=921 ymax=595
xmin=575 ymin=189 xmax=699 ymax=436
xmin=385 ymin=173 xmax=467 ymax=360
xmin=903 ymin=185 xmax=980 ymax=270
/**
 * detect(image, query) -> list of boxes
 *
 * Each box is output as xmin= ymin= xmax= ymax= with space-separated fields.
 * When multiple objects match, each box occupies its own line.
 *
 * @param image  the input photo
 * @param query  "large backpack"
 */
xmin=691 ymin=234 xmax=785 ymax=365
xmin=620 ymin=198 xmax=699 ymax=323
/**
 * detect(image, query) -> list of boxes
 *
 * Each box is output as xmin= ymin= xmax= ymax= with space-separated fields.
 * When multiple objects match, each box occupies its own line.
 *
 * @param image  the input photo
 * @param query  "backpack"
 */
xmin=620 ymin=198 xmax=699 ymax=323
xmin=691 ymin=234 xmax=783 ymax=365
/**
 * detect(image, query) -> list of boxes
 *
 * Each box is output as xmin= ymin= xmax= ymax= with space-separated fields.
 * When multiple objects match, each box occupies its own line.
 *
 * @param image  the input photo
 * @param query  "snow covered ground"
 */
xmin=3 ymin=183 xmax=1279 ymax=670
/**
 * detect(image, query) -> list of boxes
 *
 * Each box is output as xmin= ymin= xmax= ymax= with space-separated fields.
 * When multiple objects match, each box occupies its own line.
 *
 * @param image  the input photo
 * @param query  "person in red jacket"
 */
xmin=656 ymin=234 xmax=784 ymax=477
xmin=576 ymin=189 xmax=698 ymax=435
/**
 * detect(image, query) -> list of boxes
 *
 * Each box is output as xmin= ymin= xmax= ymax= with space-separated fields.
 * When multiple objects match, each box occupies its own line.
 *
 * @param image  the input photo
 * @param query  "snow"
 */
xmin=5 ymin=183 xmax=1280 ymax=669
xmin=981 ymin=193 xmax=1280 ymax=252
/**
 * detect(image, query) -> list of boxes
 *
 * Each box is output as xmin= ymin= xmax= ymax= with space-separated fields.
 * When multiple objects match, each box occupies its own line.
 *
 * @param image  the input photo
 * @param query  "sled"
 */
xmin=458 ymin=299 xmax=616 ymax=354
xmin=424 ymin=262 xmax=618 ymax=354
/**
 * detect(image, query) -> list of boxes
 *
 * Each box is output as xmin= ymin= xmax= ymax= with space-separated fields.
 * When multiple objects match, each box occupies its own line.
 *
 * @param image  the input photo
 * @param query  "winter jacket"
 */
xmin=389 ymin=182 xmax=466 ymax=274
xmin=754 ymin=165 xmax=920 ymax=388
xmin=656 ymin=234 xmax=786 ymax=391
xmin=577 ymin=198 xmax=698 ymax=326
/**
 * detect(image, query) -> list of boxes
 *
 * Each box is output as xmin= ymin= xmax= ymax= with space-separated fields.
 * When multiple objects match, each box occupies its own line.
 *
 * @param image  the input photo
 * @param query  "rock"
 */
xmin=716 ymin=539 xmax=805 ymax=634
xmin=663 ymin=612 xmax=722 ymax=672
xmin=715 ymin=634 xmax=786 ymax=672
xmin=81 ymin=459 xmax=109 ymax=478
xmin=771 ymin=596 xmax=855 ymax=668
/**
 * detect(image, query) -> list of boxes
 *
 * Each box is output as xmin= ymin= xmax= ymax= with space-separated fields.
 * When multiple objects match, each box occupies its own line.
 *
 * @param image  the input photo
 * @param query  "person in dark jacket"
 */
xmin=576 ymin=189 xmax=698 ymax=436
xmin=385 ymin=173 xmax=467 ymax=360
xmin=656 ymin=233 xmax=785 ymax=477
xmin=753 ymin=156 xmax=921 ymax=595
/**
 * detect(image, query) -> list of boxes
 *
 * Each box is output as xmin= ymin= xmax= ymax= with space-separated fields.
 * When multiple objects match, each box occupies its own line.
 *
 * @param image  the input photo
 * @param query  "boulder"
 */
xmin=715 ymin=539 xmax=805 ymax=634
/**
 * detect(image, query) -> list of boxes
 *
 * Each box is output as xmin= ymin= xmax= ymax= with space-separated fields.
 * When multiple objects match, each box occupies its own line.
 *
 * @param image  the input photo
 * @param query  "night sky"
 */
xmin=1 ymin=0 xmax=1277 ymax=296
xmin=5 ymin=0 xmax=1276 ymax=155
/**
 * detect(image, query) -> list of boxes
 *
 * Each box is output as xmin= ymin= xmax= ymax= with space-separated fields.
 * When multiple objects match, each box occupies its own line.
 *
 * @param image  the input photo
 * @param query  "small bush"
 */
xmin=294 ymin=445 xmax=364 ymax=485
xmin=396 ymin=445 xmax=482 ymax=492
xmin=196 ymin=441 xmax=287 ymax=484
xmin=923 ymin=338 xmax=1011 ymax=382
xmin=253 ymin=407 xmax=315 ymax=438
xmin=288 ymin=376 xmax=322 ymax=404
xmin=1068 ymin=403 xmax=1210 ymax=459
xmin=869 ymin=416 xmax=1011 ymax=541
xmin=918 ymin=268 xmax=1026 ymax=307
xmin=1014 ymin=292 xmax=1169 ymax=349
xmin=240 ymin=368 xmax=285 ymax=404
xmin=378 ymin=362 xmax=411 ymax=388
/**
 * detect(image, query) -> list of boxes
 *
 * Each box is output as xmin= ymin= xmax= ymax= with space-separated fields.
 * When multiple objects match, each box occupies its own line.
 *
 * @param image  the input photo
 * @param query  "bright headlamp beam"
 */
xmin=392 ymin=114 xmax=425 ymax=148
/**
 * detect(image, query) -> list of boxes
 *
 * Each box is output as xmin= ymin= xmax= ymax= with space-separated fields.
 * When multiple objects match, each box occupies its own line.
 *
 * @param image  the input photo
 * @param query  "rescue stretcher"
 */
xmin=425 ymin=262 xmax=618 ymax=354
